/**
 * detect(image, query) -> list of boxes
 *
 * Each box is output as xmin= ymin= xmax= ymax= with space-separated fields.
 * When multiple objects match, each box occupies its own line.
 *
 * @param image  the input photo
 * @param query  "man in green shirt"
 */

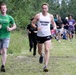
xmin=0 ymin=3 xmax=16 ymax=72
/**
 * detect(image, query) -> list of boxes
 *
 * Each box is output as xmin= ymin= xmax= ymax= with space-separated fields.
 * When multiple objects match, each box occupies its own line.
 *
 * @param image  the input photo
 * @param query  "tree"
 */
xmin=67 ymin=0 xmax=76 ymax=19
xmin=0 ymin=0 xmax=76 ymax=29
xmin=59 ymin=0 xmax=68 ymax=18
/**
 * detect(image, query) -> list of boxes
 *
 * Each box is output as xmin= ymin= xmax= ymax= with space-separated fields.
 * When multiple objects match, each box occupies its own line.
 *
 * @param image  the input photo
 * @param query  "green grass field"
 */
xmin=0 ymin=31 xmax=76 ymax=75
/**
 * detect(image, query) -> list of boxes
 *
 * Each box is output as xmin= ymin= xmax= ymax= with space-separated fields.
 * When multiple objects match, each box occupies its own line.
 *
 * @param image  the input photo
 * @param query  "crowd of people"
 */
xmin=27 ymin=3 xmax=76 ymax=72
xmin=27 ymin=8 xmax=76 ymax=73
xmin=50 ymin=14 xmax=76 ymax=42
xmin=0 ymin=2 xmax=76 ymax=73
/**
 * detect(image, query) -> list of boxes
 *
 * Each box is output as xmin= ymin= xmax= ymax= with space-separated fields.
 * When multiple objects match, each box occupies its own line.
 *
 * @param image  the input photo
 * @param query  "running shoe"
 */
xmin=43 ymin=66 xmax=48 ymax=72
xmin=39 ymin=55 xmax=43 ymax=63
xmin=1 ymin=65 xmax=5 ymax=72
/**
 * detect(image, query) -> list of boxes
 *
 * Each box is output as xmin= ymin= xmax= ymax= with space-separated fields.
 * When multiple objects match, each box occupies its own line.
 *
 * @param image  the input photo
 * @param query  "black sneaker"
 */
xmin=1 ymin=65 xmax=5 ymax=72
xmin=43 ymin=66 xmax=48 ymax=72
xmin=33 ymin=54 xmax=36 ymax=57
xmin=39 ymin=55 xmax=43 ymax=63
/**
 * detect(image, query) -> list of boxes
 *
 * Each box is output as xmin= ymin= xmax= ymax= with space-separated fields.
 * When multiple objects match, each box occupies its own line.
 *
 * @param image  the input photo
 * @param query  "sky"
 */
xmin=59 ymin=0 xmax=62 ymax=4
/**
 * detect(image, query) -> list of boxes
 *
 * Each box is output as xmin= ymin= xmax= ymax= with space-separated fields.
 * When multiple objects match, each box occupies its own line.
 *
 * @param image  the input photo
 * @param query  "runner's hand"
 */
xmin=37 ymin=27 xmax=42 ymax=30
xmin=7 ymin=26 xmax=12 ymax=31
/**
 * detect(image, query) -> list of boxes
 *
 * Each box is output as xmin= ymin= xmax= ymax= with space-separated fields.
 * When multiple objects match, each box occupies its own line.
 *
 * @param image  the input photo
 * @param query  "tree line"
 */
xmin=0 ymin=0 xmax=76 ymax=29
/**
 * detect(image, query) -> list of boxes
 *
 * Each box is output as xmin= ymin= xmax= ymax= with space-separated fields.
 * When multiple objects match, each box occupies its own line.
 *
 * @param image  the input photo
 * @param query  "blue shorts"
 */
xmin=0 ymin=38 xmax=10 ymax=50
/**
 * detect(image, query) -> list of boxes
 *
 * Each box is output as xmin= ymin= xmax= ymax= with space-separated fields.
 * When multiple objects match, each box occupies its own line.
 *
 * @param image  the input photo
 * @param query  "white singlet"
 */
xmin=37 ymin=12 xmax=51 ymax=37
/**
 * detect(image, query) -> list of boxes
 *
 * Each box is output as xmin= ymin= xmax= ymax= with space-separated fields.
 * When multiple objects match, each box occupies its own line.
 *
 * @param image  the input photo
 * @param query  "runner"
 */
xmin=0 ymin=3 xmax=16 ymax=72
xmin=67 ymin=15 xmax=76 ymax=41
xmin=27 ymin=18 xmax=37 ymax=56
xmin=56 ymin=16 xmax=63 ymax=42
xmin=32 ymin=3 xmax=56 ymax=72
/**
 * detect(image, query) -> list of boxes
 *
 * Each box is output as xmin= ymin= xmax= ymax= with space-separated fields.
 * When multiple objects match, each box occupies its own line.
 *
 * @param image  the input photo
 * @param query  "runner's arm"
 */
xmin=7 ymin=23 xmax=16 ymax=31
xmin=51 ymin=15 xmax=57 ymax=30
xmin=31 ymin=14 xmax=39 ymax=29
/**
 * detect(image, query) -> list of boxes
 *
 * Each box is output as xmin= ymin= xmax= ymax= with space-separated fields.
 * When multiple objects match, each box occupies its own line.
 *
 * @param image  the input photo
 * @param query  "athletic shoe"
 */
xmin=1 ymin=65 xmax=5 ymax=72
xmin=43 ymin=66 xmax=48 ymax=72
xmin=39 ymin=55 xmax=43 ymax=63
xmin=33 ymin=54 xmax=36 ymax=57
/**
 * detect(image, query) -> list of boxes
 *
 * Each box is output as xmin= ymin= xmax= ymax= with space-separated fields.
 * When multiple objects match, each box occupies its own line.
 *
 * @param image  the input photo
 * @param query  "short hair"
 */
xmin=41 ymin=3 xmax=49 ymax=7
xmin=0 ymin=3 xmax=6 ymax=9
xmin=68 ymin=14 xmax=73 ymax=18
xmin=30 ymin=18 xmax=34 ymax=21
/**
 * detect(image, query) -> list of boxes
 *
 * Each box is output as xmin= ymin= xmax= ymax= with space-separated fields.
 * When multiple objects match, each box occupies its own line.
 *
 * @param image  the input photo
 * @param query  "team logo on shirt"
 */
xmin=40 ymin=21 xmax=49 ymax=26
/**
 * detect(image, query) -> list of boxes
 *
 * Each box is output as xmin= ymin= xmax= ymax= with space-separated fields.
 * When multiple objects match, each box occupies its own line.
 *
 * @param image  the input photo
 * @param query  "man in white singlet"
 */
xmin=32 ymin=3 xmax=56 ymax=72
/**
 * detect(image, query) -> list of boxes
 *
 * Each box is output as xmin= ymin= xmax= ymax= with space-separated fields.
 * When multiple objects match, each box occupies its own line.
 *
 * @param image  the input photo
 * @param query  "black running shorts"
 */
xmin=37 ymin=35 xmax=52 ymax=43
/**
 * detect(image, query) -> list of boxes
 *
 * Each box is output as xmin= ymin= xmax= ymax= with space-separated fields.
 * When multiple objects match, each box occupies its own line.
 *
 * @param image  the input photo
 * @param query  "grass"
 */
xmin=0 ymin=31 xmax=76 ymax=75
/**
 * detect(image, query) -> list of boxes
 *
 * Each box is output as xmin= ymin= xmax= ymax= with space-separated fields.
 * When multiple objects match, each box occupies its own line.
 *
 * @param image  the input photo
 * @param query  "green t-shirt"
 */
xmin=0 ymin=14 xmax=15 ymax=39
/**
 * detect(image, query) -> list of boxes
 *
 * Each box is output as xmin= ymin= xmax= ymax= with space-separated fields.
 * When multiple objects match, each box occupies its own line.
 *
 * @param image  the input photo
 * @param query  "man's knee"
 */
xmin=45 ymin=48 xmax=49 ymax=53
xmin=2 ymin=48 xmax=7 ymax=54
